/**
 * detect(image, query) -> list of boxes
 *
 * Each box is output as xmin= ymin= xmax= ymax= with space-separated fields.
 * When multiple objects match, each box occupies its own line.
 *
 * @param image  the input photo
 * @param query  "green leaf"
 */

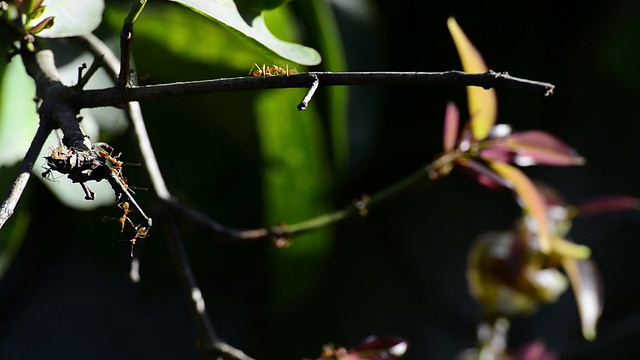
xmin=0 ymin=57 xmax=39 ymax=168
xmin=255 ymin=88 xmax=332 ymax=310
xmin=235 ymin=0 xmax=290 ymax=11
xmin=293 ymin=0 xmax=349 ymax=180
xmin=169 ymin=0 xmax=321 ymax=66
xmin=36 ymin=0 xmax=104 ymax=38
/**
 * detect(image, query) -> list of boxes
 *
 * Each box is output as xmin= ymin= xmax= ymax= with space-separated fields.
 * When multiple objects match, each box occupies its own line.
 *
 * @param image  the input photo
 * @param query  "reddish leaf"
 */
xmin=479 ymin=147 xmax=517 ymax=164
xmin=27 ymin=15 xmax=54 ymax=35
xmin=561 ymin=258 xmax=603 ymax=341
xmin=443 ymin=102 xmax=460 ymax=152
xmin=515 ymin=340 xmax=558 ymax=360
xmin=502 ymin=131 xmax=585 ymax=166
xmin=457 ymin=158 xmax=510 ymax=189
xmin=576 ymin=195 xmax=640 ymax=217
xmin=352 ymin=335 xmax=408 ymax=358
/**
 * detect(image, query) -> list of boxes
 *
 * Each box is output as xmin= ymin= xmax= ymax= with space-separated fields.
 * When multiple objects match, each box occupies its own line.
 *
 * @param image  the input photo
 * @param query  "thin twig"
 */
xmin=0 ymin=124 xmax=52 ymax=229
xmin=118 ymin=0 xmax=147 ymax=87
xmin=76 ymin=33 xmax=252 ymax=359
xmin=297 ymin=74 xmax=319 ymax=110
xmin=73 ymin=70 xmax=555 ymax=109
xmin=76 ymin=55 xmax=104 ymax=89
xmin=164 ymin=214 xmax=255 ymax=360
xmin=168 ymin=164 xmax=436 ymax=242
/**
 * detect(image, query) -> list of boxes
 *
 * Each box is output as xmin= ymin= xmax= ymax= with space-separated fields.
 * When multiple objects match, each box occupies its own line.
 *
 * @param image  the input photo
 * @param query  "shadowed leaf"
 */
xmin=443 ymin=102 xmax=459 ymax=152
xmin=447 ymin=17 xmax=497 ymax=141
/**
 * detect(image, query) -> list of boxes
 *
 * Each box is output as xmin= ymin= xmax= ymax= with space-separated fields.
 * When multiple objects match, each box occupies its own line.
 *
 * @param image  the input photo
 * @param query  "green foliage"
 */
xmin=36 ymin=0 xmax=104 ymax=38
xmin=0 ymin=57 xmax=39 ymax=167
xmin=169 ymin=0 xmax=321 ymax=66
xmin=234 ymin=0 xmax=290 ymax=12
xmin=255 ymin=88 xmax=333 ymax=310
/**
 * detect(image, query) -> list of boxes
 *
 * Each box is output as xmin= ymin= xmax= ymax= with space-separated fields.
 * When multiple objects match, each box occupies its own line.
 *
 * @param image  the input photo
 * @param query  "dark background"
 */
xmin=2 ymin=1 xmax=640 ymax=359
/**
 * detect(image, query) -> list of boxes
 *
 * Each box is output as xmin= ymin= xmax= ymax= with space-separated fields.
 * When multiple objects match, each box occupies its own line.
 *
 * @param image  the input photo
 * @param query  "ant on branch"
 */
xmin=107 ymin=201 xmax=134 ymax=231
xmin=249 ymin=63 xmax=297 ymax=77
xmin=128 ymin=223 xmax=149 ymax=258
xmin=102 ymin=201 xmax=135 ymax=232
xmin=94 ymin=141 xmax=124 ymax=170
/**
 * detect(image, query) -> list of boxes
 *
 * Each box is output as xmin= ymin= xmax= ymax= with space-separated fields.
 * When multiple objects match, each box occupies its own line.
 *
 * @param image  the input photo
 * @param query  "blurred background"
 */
xmin=1 ymin=0 xmax=640 ymax=359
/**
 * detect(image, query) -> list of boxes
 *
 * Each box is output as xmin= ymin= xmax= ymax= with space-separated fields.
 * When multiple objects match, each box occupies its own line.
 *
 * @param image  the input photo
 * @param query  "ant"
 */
xmin=102 ymin=201 xmax=134 ymax=232
xmin=128 ymin=223 xmax=149 ymax=258
xmin=117 ymin=201 xmax=134 ymax=232
xmin=249 ymin=63 xmax=297 ymax=77
xmin=94 ymin=142 xmax=123 ymax=169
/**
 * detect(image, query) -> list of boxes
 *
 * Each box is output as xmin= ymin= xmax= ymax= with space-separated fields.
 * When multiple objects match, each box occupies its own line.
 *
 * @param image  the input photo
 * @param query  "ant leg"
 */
xmin=80 ymin=182 xmax=95 ymax=200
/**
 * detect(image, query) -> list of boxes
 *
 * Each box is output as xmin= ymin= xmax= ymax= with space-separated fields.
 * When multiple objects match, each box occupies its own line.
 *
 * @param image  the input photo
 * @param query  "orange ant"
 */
xmin=94 ymin=142 xmax=123 ymax=169
xmin=117 ymin=201 xmax=134 ymax=232
xmin=128 ymin=223 xmax=150 ymax=258
xmin=249 ymin=63 xmax=297 ymax=77
xmin=102 ymin=201 xmax=134 ymax=232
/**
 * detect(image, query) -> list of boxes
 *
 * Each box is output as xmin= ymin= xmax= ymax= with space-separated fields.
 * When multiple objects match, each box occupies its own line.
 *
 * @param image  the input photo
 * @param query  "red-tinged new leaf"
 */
xmin=515 ymin=341 xmax=558 ymax=360
xmin=443 ymin=102 xmax=460 ymax=152
xmin=479 ymin=147 xmax=515 ymax=164
xmin=457 ymin=158 xmax=510 ymax=189
xmin=489 ymin=162 xmax=551 ymax=253
xmin=26 ymin=15 xmax=54 ymax=35
xmin=352 ymin=336 xmax=408 ymax=359
xmin=504 ymin=131 xmax=585 ymax=166
xmin=576 ymin=195 xmax=640 ymax=217
xmin=447 ymin=17 xmax=497 ymax=141
xmin=561 ymin=258 xmax=603 ymax=341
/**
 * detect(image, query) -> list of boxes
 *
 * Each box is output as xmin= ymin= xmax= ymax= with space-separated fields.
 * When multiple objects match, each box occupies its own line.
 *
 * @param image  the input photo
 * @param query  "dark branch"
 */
xmin=73 ymin=70 xmax=555 ymax=110
xmin=163 ymin=214 xmax=255 ymax=360
xmin=21 ymin=47 xmax=89 ymax=150
xmin=75 ymin=33 xmax=171 ymax=200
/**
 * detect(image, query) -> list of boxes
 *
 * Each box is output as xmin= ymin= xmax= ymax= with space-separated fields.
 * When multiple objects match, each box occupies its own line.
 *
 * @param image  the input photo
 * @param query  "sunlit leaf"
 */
xmin=490 ymin=161 xmax=551 ymax=253
xmin=170 ymin=0 xmax=321 ymax=65
xmin=447 ymin=17 xmax=497 ymax=141
xmin=235 ymin=0 xmax=290 ymax=11
xmin=443 ymin=102 xmax=459 ymax=152
xmin=36 ymin=0 xmax=104 ymax=38
xmin=0 ymin=57 xmax=39 ymax=167
xmin=562 ymin=258 xmax=603 ymax=341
